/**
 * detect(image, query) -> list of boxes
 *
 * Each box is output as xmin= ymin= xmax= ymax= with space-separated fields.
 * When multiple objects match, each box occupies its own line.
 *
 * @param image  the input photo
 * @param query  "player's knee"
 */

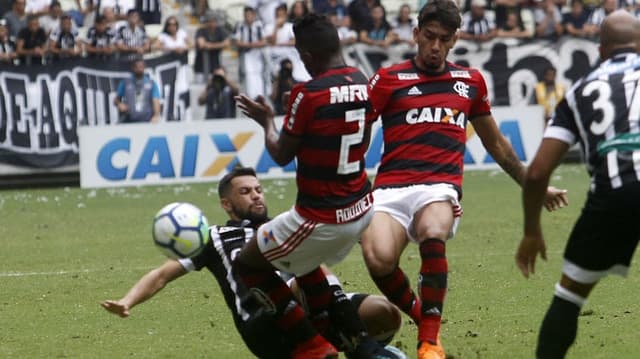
xmin=360 ymin=295 xmax=402 ymax=344
xmin=362 ymin=244 xmax=397 ymax=276
xmin=414 ymin=226 xmax=449 ymax=243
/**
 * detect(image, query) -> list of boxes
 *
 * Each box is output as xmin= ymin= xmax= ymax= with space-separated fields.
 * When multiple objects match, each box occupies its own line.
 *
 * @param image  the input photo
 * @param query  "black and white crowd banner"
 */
xmin=0 ymin=38 xmax=600 ymax=172
xmin=0 ymin=54 xmax=190 ymax=169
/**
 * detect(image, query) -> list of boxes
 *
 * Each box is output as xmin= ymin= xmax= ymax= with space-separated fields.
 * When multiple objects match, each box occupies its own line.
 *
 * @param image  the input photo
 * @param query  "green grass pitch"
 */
xmin=1 ymin=164 xmax=638 ymax=358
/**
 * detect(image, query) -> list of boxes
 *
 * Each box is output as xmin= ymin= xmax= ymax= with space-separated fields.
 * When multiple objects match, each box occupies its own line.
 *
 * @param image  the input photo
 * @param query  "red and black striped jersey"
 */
xmin=282 ymin=66 xmax=373 ymax=224
xmin=368 ymin=60 xmax=492 ymax=194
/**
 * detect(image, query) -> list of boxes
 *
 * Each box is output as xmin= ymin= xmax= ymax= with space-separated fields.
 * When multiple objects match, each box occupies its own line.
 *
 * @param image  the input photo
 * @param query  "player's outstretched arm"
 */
xmin=235 ymin=94 xmax=301 ymax=165
xmin=516 ymin=138 xmax=571 ymax=278
xmin=101 ymin=259 xmax=187 ymax=318
xmin=472 ymin=115 xmax=569 ymax=211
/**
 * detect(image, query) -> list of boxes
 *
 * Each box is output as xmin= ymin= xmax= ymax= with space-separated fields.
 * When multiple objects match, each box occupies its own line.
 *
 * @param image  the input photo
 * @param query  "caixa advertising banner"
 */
xmin=78 ymin=106 xmax=544 ymax=188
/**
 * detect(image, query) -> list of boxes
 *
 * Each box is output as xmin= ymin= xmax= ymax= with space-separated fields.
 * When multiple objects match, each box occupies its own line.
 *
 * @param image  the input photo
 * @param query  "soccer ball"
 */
xmin=152 ymin=202 xmax=210 ymax=259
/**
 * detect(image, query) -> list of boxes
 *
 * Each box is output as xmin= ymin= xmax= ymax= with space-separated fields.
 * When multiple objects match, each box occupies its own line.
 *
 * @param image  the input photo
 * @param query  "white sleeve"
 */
xmin=178 ymin=258 xmax=196 ymax=272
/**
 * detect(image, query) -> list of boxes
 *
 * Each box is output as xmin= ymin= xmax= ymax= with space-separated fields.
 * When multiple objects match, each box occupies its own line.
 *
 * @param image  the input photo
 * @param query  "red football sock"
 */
xmin=418 ymin=238 xmax=447 ymax=345
xmin=372 ymin=266 xmax=422 ymax=324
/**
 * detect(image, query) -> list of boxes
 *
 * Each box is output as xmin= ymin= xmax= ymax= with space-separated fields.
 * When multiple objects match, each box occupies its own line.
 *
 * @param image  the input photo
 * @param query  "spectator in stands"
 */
xmin=0 ymin=0 xmax=13 ymax=23
xmin=390 ymin=4 xmax=416 ymax=47
xmin=101 ymin=6 xmax=121 ymax=29
xmin=16 ymin=14 xmax=46 ymax=64
xmin=459 ymin=0 xmax=498 ymax=42
xmin=116 ymin=9 xmax=149 ymax=59
xmin=95 ymin=0 xmax=133 ymax=21
xmin=311 ymin=0 xmax=329 ymax=13
xmin=194 ymin=12 xmax=229 ymax=83
xmin=496 ymin=9 xmax=532 ymax=38
xmin=26 ymin=0 xmax=51 ymax=17
xmin=48 ymin=14 xmax=81 ymax=61
xmin=266 ymin=4 xmax=293 ymax=70
xmin=329 ymin=11 xmax=357 ymax=45
xmin=153 ymin=16 xmax=192 ymax=55
xmin=114 ymin=57 xmax=161 ymax=123
xmin=136 ymin=0 xmax=161 ymax=25
xmin=270 ymin=58 xmax=294 ymax=116
xmin=4 ymin=0 xmax=27 ymax=39
xmin=359 ymin=4 xmax=394 ymax=47
xmin=322 ymin=0 xmax=347 ymax=17
xmin=288 ymin=0 xmax=309 ymax=23
xmin=493 ymin=0 xmax=525 ymax=31
xmin=265 ymin=3 xmax=310 ymax=81
xmin=66 ymin=0 xmax=86 ymax=27
xmin=534 ymin=65 xmax=564 ymax=126
xmin=198 ymin=66 xmax=238 ymax=119
xmin=0 ymin=19 xmax=17 ymax=64
xmin=533 ymin=0 xmax=563 ymax=40
xmin=39 ymin=0 xmax=64 ymax=35
xmin=359 ymin=4 xmax=394 ymax=72
xmin=584 ymin=0 xmax=617 ymax=38
xmin=348 ymin=0 xmax=379 ymax=33
xmin=233 ymin=6 xmax=267 ymax=100
xmin=247 ymin=0 xmax=282 ymax=28
xmin=83 ymin=14 xmax=116 ymax=59
xmin=562 ymin=0 xmax=589 ymax=38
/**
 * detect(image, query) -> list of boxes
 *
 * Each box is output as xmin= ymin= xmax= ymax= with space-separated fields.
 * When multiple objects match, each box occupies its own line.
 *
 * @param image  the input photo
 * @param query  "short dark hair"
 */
xmin=293 ymin=13 xmax=340 ymax=60
xmin=417 ymin=0 xmax=461 ymax=32
xmin=217 ymin=167 xmax=258 ymax=199
xmin=127 ymin=9 xmax=138 ymax=17
xmin=95 ymin=15 xmax=105 ymax=23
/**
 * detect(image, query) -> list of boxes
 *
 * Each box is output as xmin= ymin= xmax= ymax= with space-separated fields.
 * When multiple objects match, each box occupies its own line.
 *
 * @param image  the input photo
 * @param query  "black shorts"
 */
xmin=563 ymin=184 xmax=640 ymax=283
xmin=323 ymin=293 xmax=370 ymax=350
xmin=237 ymin=293 xmax=370 ymax=357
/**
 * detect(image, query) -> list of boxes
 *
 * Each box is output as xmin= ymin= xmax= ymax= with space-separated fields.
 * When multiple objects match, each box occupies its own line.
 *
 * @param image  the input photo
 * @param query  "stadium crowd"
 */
xmin=0 ymin=0 xmax=625 ymax=120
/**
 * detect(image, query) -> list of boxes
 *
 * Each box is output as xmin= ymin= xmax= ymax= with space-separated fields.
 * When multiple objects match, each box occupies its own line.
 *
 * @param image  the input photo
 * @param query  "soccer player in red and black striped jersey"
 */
xmin=360 ymin=1 xmax=569 ymax=358
xmin=233 ymin=14 xmax=401 ymax=359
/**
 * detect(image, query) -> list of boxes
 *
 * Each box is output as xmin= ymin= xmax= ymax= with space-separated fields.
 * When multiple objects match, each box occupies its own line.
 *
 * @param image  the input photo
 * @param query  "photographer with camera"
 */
xmin=198 ymin=67 xmax=239 ymax=119
xmin=270 ymin=58 xmax=296 ymax=116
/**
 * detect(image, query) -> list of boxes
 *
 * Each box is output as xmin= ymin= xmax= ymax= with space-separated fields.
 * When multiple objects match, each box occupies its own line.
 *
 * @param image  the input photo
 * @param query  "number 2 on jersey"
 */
xmin=337 ymin=108 xmax=366 ymax=175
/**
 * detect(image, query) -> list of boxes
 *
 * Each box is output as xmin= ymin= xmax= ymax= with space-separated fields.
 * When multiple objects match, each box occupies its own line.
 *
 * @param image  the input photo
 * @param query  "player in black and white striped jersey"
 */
xmin=516 ymin=10 xmax=640 ymax=358
xmin=101 ymin=167 xmax=402 ymax=359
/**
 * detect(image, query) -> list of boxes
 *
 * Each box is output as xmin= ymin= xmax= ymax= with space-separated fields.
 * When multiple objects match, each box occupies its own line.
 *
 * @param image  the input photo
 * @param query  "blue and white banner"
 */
xmin=78 ymin=106 xmax=544 ymax=188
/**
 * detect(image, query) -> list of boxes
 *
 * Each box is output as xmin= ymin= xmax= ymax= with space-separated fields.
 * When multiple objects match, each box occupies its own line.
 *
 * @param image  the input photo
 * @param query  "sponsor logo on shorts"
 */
xmin=262 ymin=230 xmax=276 ymax=245
xmin=335 ymin=193 xmax=373 ymax=223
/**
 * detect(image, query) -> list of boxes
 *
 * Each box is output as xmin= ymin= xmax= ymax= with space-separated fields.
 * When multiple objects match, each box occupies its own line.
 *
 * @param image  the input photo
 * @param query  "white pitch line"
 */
xmin=0 ymin=266 xmax=154 ymax=278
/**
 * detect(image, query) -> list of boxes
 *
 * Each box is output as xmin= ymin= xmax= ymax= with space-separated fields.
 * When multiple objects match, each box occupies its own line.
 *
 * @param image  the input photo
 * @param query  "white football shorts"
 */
xmin=257 ymin=207 xmax=374 ymax=275
xmin=373 ymin=183 xmax=462 ymax=242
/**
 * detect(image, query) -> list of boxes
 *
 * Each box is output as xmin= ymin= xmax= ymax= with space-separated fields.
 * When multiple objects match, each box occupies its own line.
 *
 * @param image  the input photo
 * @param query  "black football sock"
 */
xmin=536 ymin=284 xmax=585 ymax=359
